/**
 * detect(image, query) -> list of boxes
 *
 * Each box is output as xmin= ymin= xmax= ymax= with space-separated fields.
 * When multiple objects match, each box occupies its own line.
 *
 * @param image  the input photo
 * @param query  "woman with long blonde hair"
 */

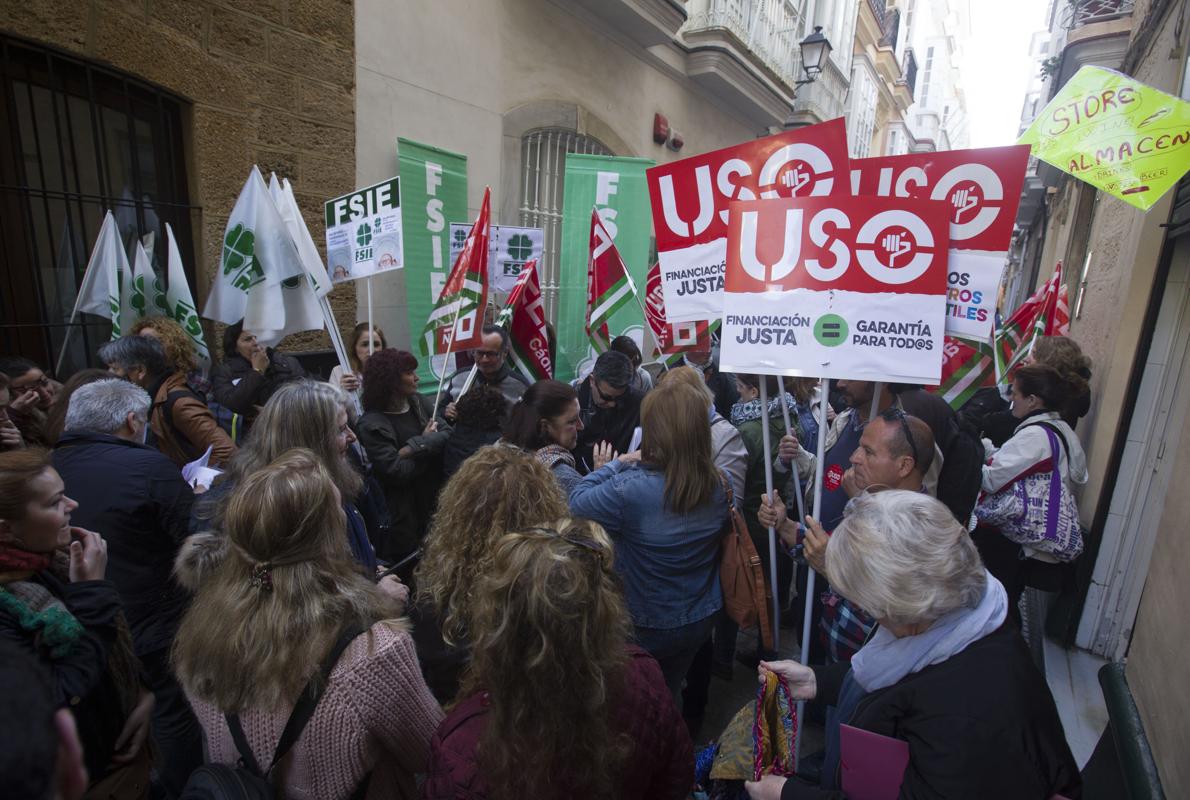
xmin=570 ymin=382 xmax=727 ymax=702
xmin=173 ymin=449 xmax=441 ymax=799
xmin=421 ymin=520 xmax=693 ymax=800
xmin=412 ymin=444 xmax=569 ymax=702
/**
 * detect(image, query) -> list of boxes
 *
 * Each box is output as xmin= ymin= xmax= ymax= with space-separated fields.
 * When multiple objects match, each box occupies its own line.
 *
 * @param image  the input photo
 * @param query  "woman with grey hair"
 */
xmin=745 ymin=491 xmax=1080 ymax=800
xmin=185 ymin=381 xmax=395 ymax=583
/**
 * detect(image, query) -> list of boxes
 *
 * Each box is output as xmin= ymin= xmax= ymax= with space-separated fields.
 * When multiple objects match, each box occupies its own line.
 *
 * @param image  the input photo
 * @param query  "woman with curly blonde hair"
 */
xmin=173 ymin=448 xmax=442 ymax=799
xmin=411 ymin=445 xmax=568 ymax=702
xmin=130 ymin=315 xmax=207 ymax=393
xmin=421 ymin=519 xmax=693 ymax=800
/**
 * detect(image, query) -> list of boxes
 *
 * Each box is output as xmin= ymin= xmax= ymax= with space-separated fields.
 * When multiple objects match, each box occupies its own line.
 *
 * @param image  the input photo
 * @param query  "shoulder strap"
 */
xmin=224 ymin=622 xmax=367 ymax=779
xmin=1029 ymin=421 xmax=1070 ymax=463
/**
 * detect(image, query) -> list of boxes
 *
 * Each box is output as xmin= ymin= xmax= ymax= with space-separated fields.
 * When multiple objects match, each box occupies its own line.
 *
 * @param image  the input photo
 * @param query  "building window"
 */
xmin=518 ymin=128 xmax=611 ymax=322
xmin=0 ymin=35 xmax=197 ymax=376
xmin=920 ymin=45 xmax=934 ymax=107
xmin=847 ymin=62 xmax=879 ymax=158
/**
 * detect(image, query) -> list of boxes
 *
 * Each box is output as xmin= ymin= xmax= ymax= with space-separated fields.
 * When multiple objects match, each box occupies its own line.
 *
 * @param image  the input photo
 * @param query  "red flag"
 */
xmin=586 ymin=209 xmax=636 ymax=353
xmin=994 ymin=263 xmax=1070 ymax=379
xmin=496 ymin=259 xmax=551 ymax=380
xmin=420 ymin=188 xmax=491 ymax=355
xmin=645 ymin=262 xmax=712 ymax=358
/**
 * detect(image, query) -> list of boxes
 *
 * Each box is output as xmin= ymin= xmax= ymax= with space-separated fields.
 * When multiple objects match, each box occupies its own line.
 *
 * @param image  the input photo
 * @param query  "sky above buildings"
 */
xmin=961 ymin=0 xmax=1049 ymax=148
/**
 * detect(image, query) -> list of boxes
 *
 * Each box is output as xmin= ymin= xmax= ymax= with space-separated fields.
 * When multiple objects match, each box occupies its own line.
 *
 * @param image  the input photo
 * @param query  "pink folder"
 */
xmin=839 ymin=724 xmax=910 ymax=800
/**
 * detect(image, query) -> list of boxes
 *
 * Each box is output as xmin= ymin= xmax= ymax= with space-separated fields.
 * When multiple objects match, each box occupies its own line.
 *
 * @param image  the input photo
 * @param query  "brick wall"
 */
xmin=1 ymin=0 xmax=358 ymax=354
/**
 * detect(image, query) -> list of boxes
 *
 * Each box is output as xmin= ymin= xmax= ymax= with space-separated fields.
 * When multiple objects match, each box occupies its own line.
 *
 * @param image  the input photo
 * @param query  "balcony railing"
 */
xmin=900 ymin=45 xmax=918 ymax=98
xmin=1061 ymin=0 xmax=1135 ymax=29
xmin=683 ymin=0 xmax=807 ymax=87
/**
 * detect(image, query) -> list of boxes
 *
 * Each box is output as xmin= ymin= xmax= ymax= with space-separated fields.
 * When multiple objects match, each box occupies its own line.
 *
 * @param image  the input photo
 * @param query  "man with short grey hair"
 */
xmin=52 ymin=378 xmax=202 ymax=794
xmin=63 ymin=375 xmax=152 ymax=442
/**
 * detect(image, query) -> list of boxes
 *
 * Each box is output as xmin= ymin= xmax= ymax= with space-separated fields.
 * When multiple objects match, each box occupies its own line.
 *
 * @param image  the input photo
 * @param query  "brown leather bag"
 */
xmin=717 ymin=474 xmax=774 ymax=650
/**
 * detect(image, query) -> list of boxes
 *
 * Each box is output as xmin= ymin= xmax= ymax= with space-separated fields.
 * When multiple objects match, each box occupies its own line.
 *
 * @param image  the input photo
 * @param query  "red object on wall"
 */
xmin=653 ymin=113 xmax=670 ymax=145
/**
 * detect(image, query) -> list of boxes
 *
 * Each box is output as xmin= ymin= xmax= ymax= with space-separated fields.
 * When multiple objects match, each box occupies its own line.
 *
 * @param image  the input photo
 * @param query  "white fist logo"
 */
xmin=880 ymin=232 xmax=912 ymax=269
xmin=950 ymin=187 xmax=979 ymax=223
xmin=780 ymin=165 xmax=812 ymax=194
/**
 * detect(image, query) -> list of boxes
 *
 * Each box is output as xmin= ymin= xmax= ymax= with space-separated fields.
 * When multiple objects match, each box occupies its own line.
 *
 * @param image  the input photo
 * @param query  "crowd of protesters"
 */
xmin=0 ymin=317 xmax=1094 ymax=800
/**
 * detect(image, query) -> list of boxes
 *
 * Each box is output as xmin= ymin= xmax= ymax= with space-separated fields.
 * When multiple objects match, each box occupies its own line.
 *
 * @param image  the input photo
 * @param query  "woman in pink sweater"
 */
xmin=173 ymin=448 xmax=442 ymax=799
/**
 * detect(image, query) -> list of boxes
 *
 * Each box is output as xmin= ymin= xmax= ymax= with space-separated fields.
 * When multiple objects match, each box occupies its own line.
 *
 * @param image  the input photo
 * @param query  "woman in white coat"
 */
xmin=975 ymin=363 xmax=1089 ymax=621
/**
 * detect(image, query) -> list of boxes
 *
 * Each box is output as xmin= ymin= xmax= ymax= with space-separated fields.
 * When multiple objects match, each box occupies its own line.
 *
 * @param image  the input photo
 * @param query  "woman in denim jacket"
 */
xmin=570 ymin=382 xmax=728 ymax=705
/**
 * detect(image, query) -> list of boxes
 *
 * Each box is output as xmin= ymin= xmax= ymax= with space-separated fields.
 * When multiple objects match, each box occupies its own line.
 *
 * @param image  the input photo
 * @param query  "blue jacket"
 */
xmin=569 ymin=460 xmax=726 ymax=629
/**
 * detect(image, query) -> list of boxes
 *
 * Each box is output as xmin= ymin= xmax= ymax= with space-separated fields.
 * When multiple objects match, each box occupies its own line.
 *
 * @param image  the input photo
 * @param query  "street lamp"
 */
xmin=784 ymin=25 xmax=834 ymax=129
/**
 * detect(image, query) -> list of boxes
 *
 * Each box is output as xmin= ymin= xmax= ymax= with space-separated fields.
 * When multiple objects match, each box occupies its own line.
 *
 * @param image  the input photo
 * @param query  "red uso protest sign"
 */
xmin=719 ymin=195 xmax=950 ymax=383
xmin=850 ymin=145 xmax=1029 ymax=340
xmin=646 ymin=118 xmax=850 ymax=324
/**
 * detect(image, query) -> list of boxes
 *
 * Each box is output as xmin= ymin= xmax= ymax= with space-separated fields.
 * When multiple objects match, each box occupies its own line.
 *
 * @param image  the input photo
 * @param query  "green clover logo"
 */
xmin=222 ymin=224 xmax=255 ymax=276
xmin=356 ymin=222 xmax=372 ymax=247
xmin=130 ymin=275 xmax=146 ymax=313
xmin=452 ymin=228 xmax=468 ymax=249
xmin=506 ymin=233 xmax=533 ymax=261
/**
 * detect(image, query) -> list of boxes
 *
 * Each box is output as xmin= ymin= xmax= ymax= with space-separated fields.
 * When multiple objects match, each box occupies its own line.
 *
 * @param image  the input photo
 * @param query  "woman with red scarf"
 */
xmin=0 ymin=448 xmax=153 ymax=797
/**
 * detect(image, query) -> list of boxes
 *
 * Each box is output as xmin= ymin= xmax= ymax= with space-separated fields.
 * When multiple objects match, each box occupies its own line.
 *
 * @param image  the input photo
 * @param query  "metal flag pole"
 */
xmin=777 ymin=389 xmax=807 ymax=526
xmin=759 ymin=379 xmax=780 ymax=652
xmin=794 ymin=377 xmax=831 ymax=769
xmin=868 ymin=380 xmax=883 ymax=423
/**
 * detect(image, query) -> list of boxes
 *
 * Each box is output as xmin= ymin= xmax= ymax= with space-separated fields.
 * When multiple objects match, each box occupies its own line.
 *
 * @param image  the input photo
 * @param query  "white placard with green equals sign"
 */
xmin=324 ymin=177 xmax=404 ymax=285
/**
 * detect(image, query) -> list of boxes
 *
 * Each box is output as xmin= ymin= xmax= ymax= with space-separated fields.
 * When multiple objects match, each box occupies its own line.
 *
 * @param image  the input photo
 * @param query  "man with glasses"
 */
xmin=574 ymin=350 xmax=642 ymax=472
xmin=442 ymin=325 xmax=529 ymax=421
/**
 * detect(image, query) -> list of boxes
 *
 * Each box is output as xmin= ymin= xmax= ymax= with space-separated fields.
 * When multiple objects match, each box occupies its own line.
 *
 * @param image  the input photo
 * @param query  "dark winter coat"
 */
xmin=0 ymin=572 xmax=129 ymax=778
xmin=209 ymin=349 xmax=306 ymax=419
xmin=420 ymin=647 xmax=693 ymax=799
xmin=52 ymin=431 xmax=195 ymax=656
xmin=357 ymin=394 xmax=451 ymax=560
xmin=574 ymin=378 xmax=642 ymax=472
xmin=782 ymin=622 xmax=1082 ymax=799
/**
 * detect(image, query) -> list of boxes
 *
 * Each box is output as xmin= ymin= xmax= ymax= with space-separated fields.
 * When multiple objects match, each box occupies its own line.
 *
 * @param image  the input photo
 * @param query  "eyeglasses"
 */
xmin=590 ymin=379 xmax=626 ymax=409
xmin=515 ymin=526 xmax=606 ymax=562
xmin=473 ymin=349 xmax=503 ymax=360
xmin=879 ymin=408 xmax=919 ymax=466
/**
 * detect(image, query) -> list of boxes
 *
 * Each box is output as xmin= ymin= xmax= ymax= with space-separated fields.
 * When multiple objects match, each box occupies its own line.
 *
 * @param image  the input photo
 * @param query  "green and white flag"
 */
xmin=202 ymin=166 xmax=318 ymax=346
xmin=75 ymin=211 xmax=130 ymax=338
xmin=398 ymin=139 xmax=468 ymax=385
xmin=129 ymin=240 xmax=166 ymax=322
xmin=164 ymin=223 xmax=210 ymax=365
xmin=557 ymin=154 xmax=654 ymax=381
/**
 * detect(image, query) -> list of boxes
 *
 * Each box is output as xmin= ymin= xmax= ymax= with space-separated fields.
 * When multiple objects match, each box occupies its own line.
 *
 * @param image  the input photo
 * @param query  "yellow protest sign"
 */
xmin=1019 ymin=66 xmax=1190 ymax=211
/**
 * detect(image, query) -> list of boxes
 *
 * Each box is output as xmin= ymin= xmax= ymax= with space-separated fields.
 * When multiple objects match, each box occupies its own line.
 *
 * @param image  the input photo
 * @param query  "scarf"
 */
xmin=535 ymin=444 xmax=576 ymax=471
xmin=730 ymin=392 xmax=796 ymax=426
xmin=0 ymin=580 xmax=84 ymax=658
xmin=0 ymin=542 xmax=53 ymax=574
xmin=850 ymin=570 xmax=1008 ymax=692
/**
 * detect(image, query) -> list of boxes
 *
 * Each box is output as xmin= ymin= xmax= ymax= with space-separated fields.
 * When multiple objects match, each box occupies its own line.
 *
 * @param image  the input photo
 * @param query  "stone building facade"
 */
xmin=1 ymin=0 xmax=358 ymax=370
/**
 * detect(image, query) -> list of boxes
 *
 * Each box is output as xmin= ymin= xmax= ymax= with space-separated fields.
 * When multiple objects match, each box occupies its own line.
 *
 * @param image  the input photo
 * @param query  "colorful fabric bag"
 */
xmin=975 ymin=423 xmax=1083 ymax=562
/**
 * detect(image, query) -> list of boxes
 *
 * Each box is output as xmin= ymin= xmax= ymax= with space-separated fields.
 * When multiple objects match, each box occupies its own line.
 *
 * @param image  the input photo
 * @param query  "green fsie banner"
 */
xmin=397 ymin=138 xmax=468 ymax=385
xmin=556 ymin=154 xmax=655 ymax=382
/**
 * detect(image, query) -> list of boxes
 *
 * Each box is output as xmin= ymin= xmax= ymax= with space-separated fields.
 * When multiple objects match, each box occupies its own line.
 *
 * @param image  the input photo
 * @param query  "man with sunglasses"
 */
xmin=573 ymin=350 xmax=642 ymax=472
xmin=441 ymin=325 xmax=530 ymax=422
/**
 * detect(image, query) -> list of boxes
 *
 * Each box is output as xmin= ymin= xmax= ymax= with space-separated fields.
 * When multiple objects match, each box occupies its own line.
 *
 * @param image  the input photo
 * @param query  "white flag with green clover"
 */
xmin=129 ymin=240 xmax=166 ymax=322
xmin=164 ymin=223 xmax=210 ymax=365
xmin=75 ymin=211 xmax=131 ymax=337
xmin=270 ymin=174 xmax=331 ymax=299
xmin=202 ymin=166 xmax=319 ymax=346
